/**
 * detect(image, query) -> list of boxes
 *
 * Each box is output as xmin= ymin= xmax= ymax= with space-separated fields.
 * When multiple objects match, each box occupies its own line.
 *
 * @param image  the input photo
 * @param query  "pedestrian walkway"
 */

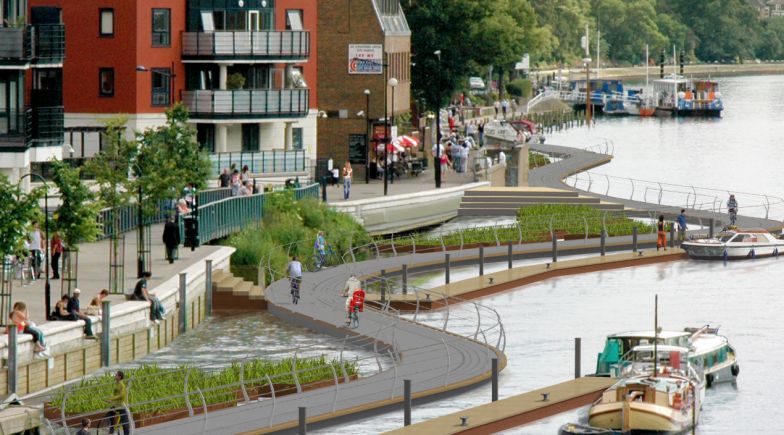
xmin=326 ymin=168 xmax=475 ymax=204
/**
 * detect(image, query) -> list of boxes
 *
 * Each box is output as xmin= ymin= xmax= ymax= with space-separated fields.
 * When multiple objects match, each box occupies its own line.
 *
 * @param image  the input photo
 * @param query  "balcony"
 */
xmin=182 ymin=89 xmax=309 ymax=119
xmin=182 ymin=31 xmax=309 ymax=62
xmin=0 ymin=25 xmax=65 ymax=67
xmin=26 ymin=106 xmax=64 ymax=147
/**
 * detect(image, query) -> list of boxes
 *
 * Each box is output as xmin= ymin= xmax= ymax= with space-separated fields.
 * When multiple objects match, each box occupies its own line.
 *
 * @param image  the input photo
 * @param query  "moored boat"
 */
xmin=681 ymin=228 xmax=784 ymax=260
xmin=588 ymin=345 xmax=705 ymax=433
xmin=653 ymin=74 xmax=723 ymax=117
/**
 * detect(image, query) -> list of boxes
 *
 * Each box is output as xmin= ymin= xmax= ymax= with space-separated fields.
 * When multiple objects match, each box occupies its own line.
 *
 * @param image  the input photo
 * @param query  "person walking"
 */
xmin=494 ymin=101 xmax=500 ymax=119
xmin=230 ymin=169 xmax=241 ymax=196
xmin=162 ymin=216 xmax=180 ymax=264
xmin=75 ymin=418 xmax=91 ymax=435
xmin=28 ymin=223 xmax=43 ymax=279
xmin=105 ymin=370 xmax=130 ymax=435
xmin=451 ymin=141 xmax=462 ymax=173
xmin=50 ymin=232 xmax=63 ymax=279
xmin=10 ymin=302 xmax=47 ymax=356
xmin=677 ymin=209 xmax=687 ymax=243
xmin=219 ymin=168 xmax=231 ymax=188
xmin=342 ymin=161 xmax=353 ymax=200
xmin=67 ymin=289 xmax=96 ymax=339
xmin=241 ymin=165 xmax=251 ymax=184
xmin=478 ymin=121 xmax=485 ymax=146
xmin=501 ymin=99 xmax=509 ymax=118
xmin=657 ymin=215 xmax=667 ymax=251
xmin=288 ymin=255 xmax=302 ymax=304
xmin=727 ymin=194 xmax=738 ymax=226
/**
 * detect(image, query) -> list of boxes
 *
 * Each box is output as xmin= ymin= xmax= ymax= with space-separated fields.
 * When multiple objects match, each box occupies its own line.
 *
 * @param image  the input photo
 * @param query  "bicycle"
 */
xmin=309 ymin=245 xmax=335 ymax=271
xmin=290 ymin=276 xmax=301 ymax=304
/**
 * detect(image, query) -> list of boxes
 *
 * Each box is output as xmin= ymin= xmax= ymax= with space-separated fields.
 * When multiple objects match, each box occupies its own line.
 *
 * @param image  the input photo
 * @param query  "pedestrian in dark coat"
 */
xmin=162 ymin=216 xmax=180 ymax=264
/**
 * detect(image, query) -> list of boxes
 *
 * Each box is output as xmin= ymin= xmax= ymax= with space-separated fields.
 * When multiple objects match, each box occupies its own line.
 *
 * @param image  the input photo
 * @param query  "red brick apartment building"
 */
xmin=28 ymin=0 xmax=318 ymax=159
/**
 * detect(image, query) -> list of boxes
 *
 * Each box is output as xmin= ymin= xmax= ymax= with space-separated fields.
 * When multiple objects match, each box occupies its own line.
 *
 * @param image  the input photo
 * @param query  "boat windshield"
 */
xmin=719 ymin=234 xmax=735 ymax=242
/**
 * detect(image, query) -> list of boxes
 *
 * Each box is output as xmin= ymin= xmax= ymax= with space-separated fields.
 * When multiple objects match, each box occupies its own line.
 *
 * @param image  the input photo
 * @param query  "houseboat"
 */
xmin=560 ymin=79 xmax=625 ymax=113
xmin=653 ymin=74 xmax=723 ymax=117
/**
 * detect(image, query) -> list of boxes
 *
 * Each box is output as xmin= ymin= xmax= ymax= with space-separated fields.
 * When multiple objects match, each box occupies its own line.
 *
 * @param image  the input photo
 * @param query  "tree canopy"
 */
xmin=51 ymin=160 xmax=101 ymax=250
xmin=0 ymin=175 xmax=43 ymax=258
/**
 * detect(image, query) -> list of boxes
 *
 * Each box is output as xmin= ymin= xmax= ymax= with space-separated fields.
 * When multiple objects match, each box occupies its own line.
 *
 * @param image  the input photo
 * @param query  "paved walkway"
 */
xmin=327 ymin=168 xmax=475 ymax=204
xmin=13 ymin=224 xmax=221 ymax=323
xmin=528 ymin=142 xmax=782 ymax=230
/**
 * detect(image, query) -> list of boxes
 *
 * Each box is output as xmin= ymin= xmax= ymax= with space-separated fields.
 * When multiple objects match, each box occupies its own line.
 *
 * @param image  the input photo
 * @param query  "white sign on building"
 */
xmin=348 ymin=44 xmax=383 ymax=74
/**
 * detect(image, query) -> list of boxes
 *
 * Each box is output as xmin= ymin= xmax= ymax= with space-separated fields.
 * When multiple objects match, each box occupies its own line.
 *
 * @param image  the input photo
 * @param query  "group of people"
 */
xmin=655 ymin=194 xmax=740 ymax=250
xmin=219 ymin=165 xmax=256 ymax=197
xmin=432 ymin=134 xmax=477 ymax=175
xmin=50 ymin=288 xmax=109 ymax=338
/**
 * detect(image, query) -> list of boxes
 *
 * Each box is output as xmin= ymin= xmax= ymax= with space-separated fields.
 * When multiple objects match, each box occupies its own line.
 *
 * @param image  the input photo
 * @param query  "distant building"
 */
xmin=768 ymin=0 xmax=784 ymax=17
xmin=316 ymin=0 xmax=411 ymax=181
xmin=0 ymin=2 xmax=64 ymax=186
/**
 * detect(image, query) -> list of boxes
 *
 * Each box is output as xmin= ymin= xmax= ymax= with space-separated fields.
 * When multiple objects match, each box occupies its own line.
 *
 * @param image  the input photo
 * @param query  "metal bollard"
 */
xmin=551 ymin=234 xmax=558 ymax=263
xmin=101 ymin=300 xmax=111 ymax=367
xmin=299 ymin=406 xmax=307 ymax=434
xmin=179 ymin=273 xmax=187 ymax=333
xmin=575 ymin=337 xmax=582 ymax=379
xmin=479 ymin=245 xmax=484 ymax=276
xmin=632 ymin=226 xmax=638 ymax=253
xmin=507 ymin=241 xmax=513 ymax=269
xmin=445 ymin=254 xmax=450 ymax=284
xmin=205 ymin=259 xmax=213 ymax=317
xmin=709 ymin=218 xmax=714 ymax=239
xmin=7 ymin=327 xmax=17 ymax=394
xmin=669 ymin=224 xmax=675 ymax=248
xmin=321 ymin=176 xmax=327 ymax=202
xmin=600 ymin=229 xmax=606 ymax=256
xmin=404 ymin=379 xmax=412 ymax=426
xmin=402 ymin=264 xmax=408 ymax=295
xmin=491 ymin=357 xmax=499 ymax=402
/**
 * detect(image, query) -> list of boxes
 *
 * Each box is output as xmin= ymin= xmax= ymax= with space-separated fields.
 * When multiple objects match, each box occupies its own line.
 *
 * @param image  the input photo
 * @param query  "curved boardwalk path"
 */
xmin=139 ymin=252 xmax=507 ymax=435
xmin=528 ymin=142 xmax=782 ymax=230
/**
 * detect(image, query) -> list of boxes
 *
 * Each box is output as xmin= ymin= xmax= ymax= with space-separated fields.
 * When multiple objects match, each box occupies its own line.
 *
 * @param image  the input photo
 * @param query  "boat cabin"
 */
xmin=596 ymin=331 xmax=690 ymax=375
xmin=619 ymin=345 xmax=701 ymax=380
xmin=716 ymin=229 xmax=776 ymax=244
xmin=654 ymin=75 xmax=689 ymax=109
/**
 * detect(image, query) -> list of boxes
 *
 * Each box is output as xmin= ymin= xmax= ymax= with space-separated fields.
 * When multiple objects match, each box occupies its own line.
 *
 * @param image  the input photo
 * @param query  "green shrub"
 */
xmin=506 ymin=78 xmax=532 ymax=98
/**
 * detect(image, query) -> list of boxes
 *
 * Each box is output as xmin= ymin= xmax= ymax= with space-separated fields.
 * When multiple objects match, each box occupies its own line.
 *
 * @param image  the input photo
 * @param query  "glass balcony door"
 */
xmin=0 ymin=71 xmax=24 ymax=137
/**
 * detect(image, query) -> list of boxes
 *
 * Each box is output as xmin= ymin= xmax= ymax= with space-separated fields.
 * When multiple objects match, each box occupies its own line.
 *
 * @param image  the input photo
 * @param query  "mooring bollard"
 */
xmin=632 ymin=226 xmax=638 ymax=253
xmin=479 ymin=245 xmax=484 ymax=276
xmin=7 ymin=326 xmax=17 ymax=394
xmin=299 ymin=406 xmax=307 ymax=435
xmin=709 ymin=218 xmax=715 ymax=239
xmin=380 ymin=269 xmax=386 ymax=303
xmin=404 ymin=379 xmax=412 ymax=426
xmin=600 ymin=229 xmax=606 ymax=256
xmin=445 ymin=254 xmax=450 ymax=284
xmin=492 ymin=357 xmax=499 ymax=402
xmin=402 ymin=264 xmax=408 ymax=295
xmin=321 ymin=176 xmax=327 ymax=202
xmin=101 ymin=300 xmax=111 ymax=367
xmin=575 ymin=337 xmax=582 ymax=379
xmin=552 ymin=234 xmax=558 ymax=263
xmin=508 ymin=241 xmax=513 ymax=269
xmin=179 ymin=272 xmax=187 ymax=333
xmin=669 ymin=224 xmax=675 ymax=248
xmin=205 ymin=259 xmax=213 ymax=317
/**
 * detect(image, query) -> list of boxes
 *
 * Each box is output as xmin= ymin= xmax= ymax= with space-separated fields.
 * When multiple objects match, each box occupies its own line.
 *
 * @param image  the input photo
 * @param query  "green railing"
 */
xmin=190 ymin=183 xmax=319 ymax=244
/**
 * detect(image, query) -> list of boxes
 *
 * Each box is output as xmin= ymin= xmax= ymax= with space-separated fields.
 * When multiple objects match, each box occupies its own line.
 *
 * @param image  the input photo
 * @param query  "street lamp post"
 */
xmin=434 ymin=50 xmax=442 ymax=188
xmin=384 ymin=78 xmax=398 ymax=196
xmin=136 ymin=62 xmax=176 ymax=107
xmin=389 ymin=78 xmax=398 ymax=187
xmin=19 ymin=173 xmax=51 ymax=319
xmin=364 ymin=89 xmax=371 ymax=184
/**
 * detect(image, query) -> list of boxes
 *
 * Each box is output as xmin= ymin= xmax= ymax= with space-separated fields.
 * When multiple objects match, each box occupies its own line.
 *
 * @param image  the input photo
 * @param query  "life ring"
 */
xmin=731 ymin=364 xmax=740 ymax=377
xmin=706 ymin=373 xmax=714 ymax=387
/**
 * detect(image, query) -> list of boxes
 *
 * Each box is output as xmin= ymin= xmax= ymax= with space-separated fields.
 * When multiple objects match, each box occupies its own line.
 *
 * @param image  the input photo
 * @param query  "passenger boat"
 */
xmin=625 ymin=89 xmax=655 ymax=117
xmin=588 ymin=345 xmax=705 ymax=433
xmin=653 ymin=74 xmax=723 ymax=117
xmin=595 ymin=326 xmax=739 ymax=387
xmin=680 ymin=228 xmax=784 ymax=260
xmin=559 ymin=79 xmax=625 ymax=113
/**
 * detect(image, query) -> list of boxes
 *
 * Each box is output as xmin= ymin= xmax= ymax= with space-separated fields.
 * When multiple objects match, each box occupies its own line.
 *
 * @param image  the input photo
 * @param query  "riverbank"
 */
xmin=539 ymin=62 xmax=784 ymax=80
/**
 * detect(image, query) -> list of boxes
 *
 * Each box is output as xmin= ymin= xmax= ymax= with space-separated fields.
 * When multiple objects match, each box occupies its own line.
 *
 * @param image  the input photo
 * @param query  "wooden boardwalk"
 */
xmin=384 ymin=377 xmax=615 ymax=435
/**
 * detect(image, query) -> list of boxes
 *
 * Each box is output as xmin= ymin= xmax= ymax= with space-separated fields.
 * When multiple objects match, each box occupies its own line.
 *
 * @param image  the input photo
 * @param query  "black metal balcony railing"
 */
xmin=182 ymin=89 xmax=309 ymax=118
xmin=26 ymin=106 xmax=64 ymax=147
xmin=0 ymin=24 xmax=64 ymax=65
xmin=182 ymin=31 xmax=309 ymax=60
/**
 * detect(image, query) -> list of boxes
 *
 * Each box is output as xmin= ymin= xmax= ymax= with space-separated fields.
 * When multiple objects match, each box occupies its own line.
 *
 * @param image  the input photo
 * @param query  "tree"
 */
xmin=0 ymin=174 xmax=43 ymax=320
xmin=50 ymin=160 xmax=102 ymax=293
xmin=85 ymin=116 xmax=137 ymax=293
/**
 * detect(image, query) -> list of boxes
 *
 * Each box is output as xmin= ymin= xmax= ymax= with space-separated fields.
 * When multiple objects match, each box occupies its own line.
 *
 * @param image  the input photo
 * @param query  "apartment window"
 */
xmin=152 ymin=9 xmax=170 ymax=47
xmin=293 ymin=128 xmax=303 ymax=150
xmin=286 ymin=10 xmax=303 ymax=31
xmin=99 ymin=68 xmax=115 ymax=97
xmin=99 ymin=9 xmax=114 ymax=37
xmin=151 ymin=68 xmax=171 ymax=106
xmin=242 ymin=124 xmax=260 ymax=151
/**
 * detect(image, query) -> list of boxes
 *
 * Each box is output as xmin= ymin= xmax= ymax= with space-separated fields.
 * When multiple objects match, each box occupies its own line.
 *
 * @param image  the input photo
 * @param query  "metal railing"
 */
xmin=210 ymin=150 xmax=307 ymax=176
xmin=182 ymin=30 xmax=310 ymax=59
xmin=566 ymin=171 xmax=784 ymax=223
xmin=182 ymin=89 xmax=309 ymax=118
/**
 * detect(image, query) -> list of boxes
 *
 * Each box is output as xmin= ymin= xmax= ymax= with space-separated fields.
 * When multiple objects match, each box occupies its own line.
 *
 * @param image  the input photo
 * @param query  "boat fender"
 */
xmin=731 ymin=364 xmax=740 ymax=377
xmin=774 ymin=248 xmax=779 ymax=258
xmin=706 ymin=373 xmax=714 ymax=387
xmin=723 ymin=249 xmax=729 ymax=261
xmin=750 ymin=248 xmax=756 ymax=259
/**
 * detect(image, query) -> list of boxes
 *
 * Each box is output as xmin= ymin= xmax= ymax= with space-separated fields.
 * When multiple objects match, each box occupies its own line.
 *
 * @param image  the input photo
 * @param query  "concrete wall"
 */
xmin=1 ymin=247 xmax=234 ymax=397
xmin=331 ymin=182 xmax=489 ymax=235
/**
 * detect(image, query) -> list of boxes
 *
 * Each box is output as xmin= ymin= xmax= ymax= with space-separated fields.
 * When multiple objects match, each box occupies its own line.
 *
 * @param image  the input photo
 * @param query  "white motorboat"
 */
xmin=589 ymin=345 xmax=705 ymax=433
xmin=681 ymin=228 xmax=784 ymax=260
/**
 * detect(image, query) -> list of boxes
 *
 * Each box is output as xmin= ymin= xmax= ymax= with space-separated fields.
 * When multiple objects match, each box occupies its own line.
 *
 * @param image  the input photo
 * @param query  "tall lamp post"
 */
xmin=388 ymin=78 xmax=398 ymax=188
xmin=18 ymin=173 xmax=51 ymax=319
xmin=384 ymin=77 xmax=397 ymax=196
xmin=364 ymin=89 xmax=371 ymax=184
xmin=434 ymin=50 xmax=442 ymax=188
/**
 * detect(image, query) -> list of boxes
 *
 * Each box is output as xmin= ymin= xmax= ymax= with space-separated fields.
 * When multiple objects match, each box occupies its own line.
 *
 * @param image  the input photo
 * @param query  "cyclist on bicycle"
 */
xmin=105 ymin=370 xmax=130 ymax=435
xmin=727 ymin=194 xmax=738 ymax=226
xmin=288 ymin=255 xmax=303 ymax=304
xmin=314 ymin=231 xmax=328 ymax=267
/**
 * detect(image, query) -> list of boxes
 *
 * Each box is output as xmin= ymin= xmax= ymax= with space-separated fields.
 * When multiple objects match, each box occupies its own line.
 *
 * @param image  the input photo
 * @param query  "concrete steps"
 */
xmin=458 ymin=187 xmax=625 ymax=217
xmin=212 ymin=270 xmax=267 ymax=312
